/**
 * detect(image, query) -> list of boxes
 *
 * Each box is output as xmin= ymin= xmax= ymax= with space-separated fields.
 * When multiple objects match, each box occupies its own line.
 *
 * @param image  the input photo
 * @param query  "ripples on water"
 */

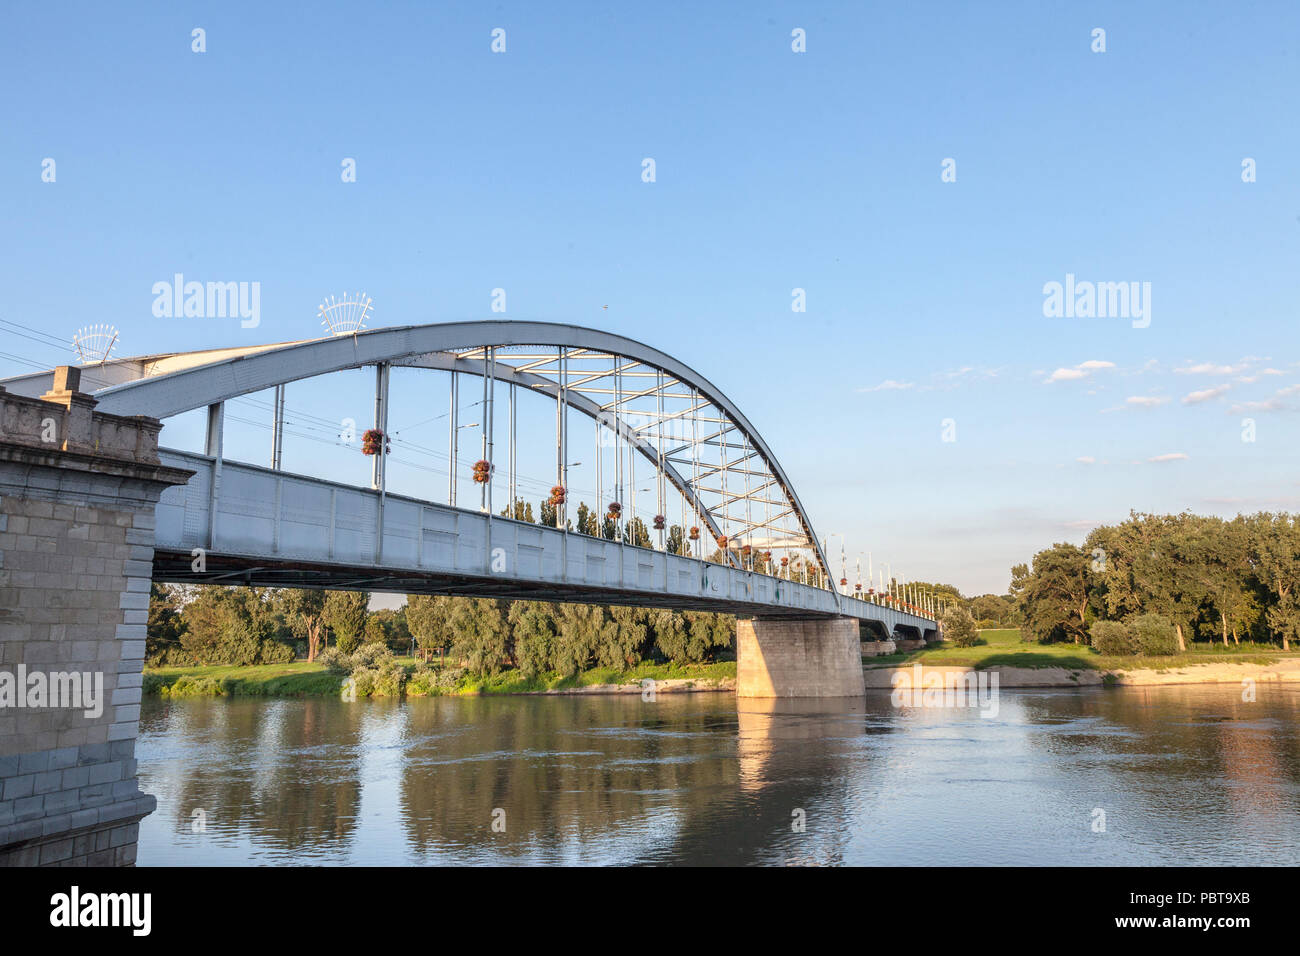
xmin=136 ymin=684 xmax=1300 ymax=866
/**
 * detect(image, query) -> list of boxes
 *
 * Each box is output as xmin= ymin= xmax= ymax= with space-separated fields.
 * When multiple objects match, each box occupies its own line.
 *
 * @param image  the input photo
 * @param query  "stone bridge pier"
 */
xmin=736 ymin=617 xmax=866 ymax=698
xmin=0 ymin=369 xmax=191 ymax=866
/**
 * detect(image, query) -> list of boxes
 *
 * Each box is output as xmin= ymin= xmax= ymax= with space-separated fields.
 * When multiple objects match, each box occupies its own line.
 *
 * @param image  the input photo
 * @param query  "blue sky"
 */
xmin=2 ymin=1 xmax=1298 ymax=595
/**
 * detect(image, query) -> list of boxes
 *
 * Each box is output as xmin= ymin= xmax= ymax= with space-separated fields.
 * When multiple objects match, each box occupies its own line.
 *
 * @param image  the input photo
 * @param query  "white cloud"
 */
xmin=1125 ymin=395 xmax=1169 ymax=407
xmin=1046 ymin=367 xmax=1088 ymax=383
xmin=1148 ymin=452 xmax=1189 ymax=463
xmin=1076 ymin=456 xmax=1095 ymax=464
xmin=858 ymin=379 xmax=914 ymax=392
xmin=1045 ymin=359 xmax=1115 ymax=384
xmin=1182 ymin=384 xmax=1231 ymax=405
xmin=1176 ymin=362 xmax=1240 ymax=375
xmin=1230 ymin=399 xmax=1282 ymax=413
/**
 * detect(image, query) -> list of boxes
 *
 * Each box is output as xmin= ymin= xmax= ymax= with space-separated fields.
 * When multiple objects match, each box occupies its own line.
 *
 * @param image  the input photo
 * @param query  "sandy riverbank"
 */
xmin=863 ymin=658 xmax=1300 ymax=689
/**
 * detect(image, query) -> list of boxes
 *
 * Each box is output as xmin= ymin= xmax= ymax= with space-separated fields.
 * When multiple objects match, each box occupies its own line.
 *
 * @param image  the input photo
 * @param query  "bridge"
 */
xmin=0 ymin=320 xmax=937 ymax=865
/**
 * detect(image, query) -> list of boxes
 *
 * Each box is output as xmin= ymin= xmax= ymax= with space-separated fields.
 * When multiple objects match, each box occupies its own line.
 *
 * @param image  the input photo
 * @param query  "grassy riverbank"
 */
xmin=144 ymin=658 xmax=736 ymax=699
xmin=864 ymin=628 xmax=1295 ymax=672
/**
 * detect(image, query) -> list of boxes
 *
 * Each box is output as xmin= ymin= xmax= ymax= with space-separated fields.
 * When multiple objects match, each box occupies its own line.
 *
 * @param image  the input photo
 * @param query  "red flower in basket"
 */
xmin=839 ymin=577 xmax=848 ymax=586
xmin=606 ymin=502 xmax=622 ymax=521
xmin=780 ymin=556 xmax=789 ymax=567
xmin=653 ymin=514 xmax=666 ymax=530
xmin=716 ymin=535 xmax=728 ymax=549
xmin=472 ymin=459 xmax=493 ymax=483
xmin=361 ymin=428 xmax=388 ymax=456
xmin=549 ymin=484 xmax=566 ymax=505
xmin=689 ymin=526 xmax=700 ymax=540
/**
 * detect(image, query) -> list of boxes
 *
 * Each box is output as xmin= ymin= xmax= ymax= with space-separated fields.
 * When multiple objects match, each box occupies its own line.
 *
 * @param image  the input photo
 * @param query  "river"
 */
xmin=135 ymin=684 xmax=1300 ymax=865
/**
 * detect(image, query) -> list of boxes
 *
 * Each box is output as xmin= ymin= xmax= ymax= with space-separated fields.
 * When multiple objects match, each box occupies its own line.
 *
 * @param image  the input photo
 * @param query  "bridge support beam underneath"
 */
xmin=736 ymin=616 xmax=866 ymax=698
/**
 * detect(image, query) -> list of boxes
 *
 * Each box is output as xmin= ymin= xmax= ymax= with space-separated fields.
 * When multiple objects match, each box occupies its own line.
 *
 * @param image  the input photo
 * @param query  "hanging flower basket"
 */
xmin=740 ymin=544 xmax=752 ymax=557
xmin=840 ymin=577 xmax=848 ymax=586
xmin=855 ymin=583 xmax=863 ymax=592
xmin=606 ymin=502 xmax=622 ymax=522
xmin=549 ymin=484 xmax=566 ymax=506
xmin=780 ymin=556 xmax=789 ymax=567
xmin=689 ymin=526 xmax=700 ymax=540
xmin=653 ymin=515 xmax=666 ymax=530
xmin=472 ymin=459 xmax=493 ymax=484
xmin=715 ymin=535 xmax=728 ymax=549
xmin=763 ymin=550 xmax=772 ymax=561
xmin=361 ymin=428 xmax=388 ymax=456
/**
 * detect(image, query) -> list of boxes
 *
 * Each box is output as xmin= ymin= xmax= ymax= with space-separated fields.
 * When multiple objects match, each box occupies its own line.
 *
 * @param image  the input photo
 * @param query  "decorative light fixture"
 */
xmin=72 ymin=324 xmax=119 ymax=364
xmin=319 ymin=292 xmax=373 ymax=335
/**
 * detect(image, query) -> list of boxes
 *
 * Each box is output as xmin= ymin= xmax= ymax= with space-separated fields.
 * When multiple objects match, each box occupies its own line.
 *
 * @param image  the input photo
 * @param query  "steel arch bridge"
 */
xmin=1 ymin=321 xmax=936 ymax=634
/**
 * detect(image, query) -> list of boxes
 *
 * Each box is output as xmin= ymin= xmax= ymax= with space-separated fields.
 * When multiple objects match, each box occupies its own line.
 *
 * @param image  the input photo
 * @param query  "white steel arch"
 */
xmin=8 ymin=322 xmax=838 ymax=587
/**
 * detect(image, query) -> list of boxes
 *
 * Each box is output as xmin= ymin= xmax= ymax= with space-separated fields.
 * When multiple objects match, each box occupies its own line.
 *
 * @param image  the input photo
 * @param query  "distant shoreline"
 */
xmin=864 ymin=659 xmax=1300 ymax=689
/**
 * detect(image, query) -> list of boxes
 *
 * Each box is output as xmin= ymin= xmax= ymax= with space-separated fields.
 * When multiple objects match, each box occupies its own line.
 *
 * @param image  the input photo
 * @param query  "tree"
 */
xmin=146 ymin=583 xmax=188 ymax=665
xmin=449 ymin=598 xmax=508 ymax=675
xmin=624 ymin=517 xmax=652 ymax=549
xmin=1249 ymin=513 xmax=1300 ymax=651
xmin=969 ymin=594 xmax=1013 ymax=626
xmin=666 ymin=524 xmax=685 ymax=556
xmin=175 ymin=586 xmax=292 ymax=664
xmin=655 ymin=611 xmax=732 ymax=663
xmin=406 ymin=595 xmax=453 ymax=662
xmin=509 ymin=601 xmax=558 ymax=677
xmin=553 ymin=604 xmax=615 ymax=676
xmin=323 ymin=591 xmax=369 ymax=654
xmin=502 ymin=497 xmax=535 ymax=523
xmin=1014 ymin=544 xmax=1091 ymax=643
xmin=606 ymin=606 xmax=650 ymax=667
xmin=574 ymin=502 xmax=596 ymax=536
xmin=1133 ymin=515 xmax=1204 ymax=652
xmin=537 ymin=498 xmax=557 ymax=528
xmin=279 ymin=589 xmax=327 ymax=661
xmin=940 ymin=606 xmax=979 ymax=647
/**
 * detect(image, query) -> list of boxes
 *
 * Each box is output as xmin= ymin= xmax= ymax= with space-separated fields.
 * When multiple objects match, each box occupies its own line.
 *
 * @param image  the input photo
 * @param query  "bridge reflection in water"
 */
xmin=136 ymin=693 xmax=887 ymax=866
xmin=136 ymin=685 xmax=1300 ymax=866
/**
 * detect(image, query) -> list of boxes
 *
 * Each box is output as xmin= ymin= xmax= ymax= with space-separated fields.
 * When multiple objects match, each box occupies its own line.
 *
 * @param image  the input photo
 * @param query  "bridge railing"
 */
xmin=155 ymin=449 xmax=893 ymax=618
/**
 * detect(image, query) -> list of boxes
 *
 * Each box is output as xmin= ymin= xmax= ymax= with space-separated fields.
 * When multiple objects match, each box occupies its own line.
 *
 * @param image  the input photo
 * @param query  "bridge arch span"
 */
xmin=10 ymin=321 xmax=837 ymax=584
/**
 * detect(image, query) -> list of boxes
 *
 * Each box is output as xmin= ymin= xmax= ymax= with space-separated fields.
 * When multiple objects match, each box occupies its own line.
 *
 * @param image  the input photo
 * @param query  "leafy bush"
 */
xmin=1089 ymin=620 xmax=1134 ymax=656
xmin=316 ymin=647 xmax=351 ymax=675
xmin=436 ymin=666 xmax=467 ymax=690
xmin=404 ymin=663 xmax=467 ymax=696
xmin=349 ymin=660 xmax=407 ymax=698
xmin=1131 ymin=614 xmax=1179 ymax=656
xmin=349 ymin=643 xmax=392 ymax=669
xmin=146 ymin=646 xmax=194 ymax=668
xmin=941 ymin=607 xmax=980 ymax=647
xmin=259 ymin=639 xmax=295 ymax=664
xmin=159 ymin=675 xmax=229 ymax=698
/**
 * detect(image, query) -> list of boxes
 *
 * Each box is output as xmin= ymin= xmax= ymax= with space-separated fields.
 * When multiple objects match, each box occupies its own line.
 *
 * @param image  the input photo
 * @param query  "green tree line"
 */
xmin=147 ymin=584 xmax=734 ymax=676
xmin=1009 ymin=511 xmax=1300 ymax=651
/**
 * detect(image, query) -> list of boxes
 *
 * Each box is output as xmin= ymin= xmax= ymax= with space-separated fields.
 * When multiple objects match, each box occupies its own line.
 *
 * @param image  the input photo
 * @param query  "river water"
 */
xmin=135 ymin=684 xmax=1300 ymax=865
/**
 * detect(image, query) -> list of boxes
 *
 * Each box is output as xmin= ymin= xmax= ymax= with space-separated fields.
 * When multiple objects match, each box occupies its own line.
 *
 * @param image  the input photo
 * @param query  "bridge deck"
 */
xmin=154 ymin=449 xmax=936 ymax=630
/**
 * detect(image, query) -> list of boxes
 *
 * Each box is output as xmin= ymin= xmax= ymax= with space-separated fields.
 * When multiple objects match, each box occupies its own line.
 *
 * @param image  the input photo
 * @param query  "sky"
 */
xmin=2 ymin=1 xmax=1298 ymax=596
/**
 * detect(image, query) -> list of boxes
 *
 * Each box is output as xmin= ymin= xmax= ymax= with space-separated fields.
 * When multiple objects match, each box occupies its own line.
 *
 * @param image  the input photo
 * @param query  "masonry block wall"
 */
xmin=736 ymin=616 xmax=867 ymax=698
xmin=0 ymin=369 xmax=191 ymax=866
